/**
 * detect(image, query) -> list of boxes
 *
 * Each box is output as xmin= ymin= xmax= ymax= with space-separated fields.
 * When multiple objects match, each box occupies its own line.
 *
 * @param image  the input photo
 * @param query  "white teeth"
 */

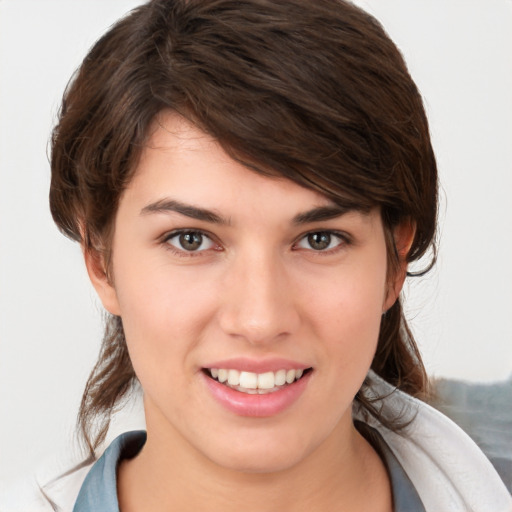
xmin=227 ymin=369 xmax=240 ymax=386
xmin=275 ymin=369 xmax=286 ymax=386
xmin=239 ymin=371 xmax=258 ymax=389
xmin=258 ymin=371 xmax=275 ymax=390
xmin=285 ymin=369 xmax=296 ymax=384
xmin=209 ymin=367 xmax=307 ymax=391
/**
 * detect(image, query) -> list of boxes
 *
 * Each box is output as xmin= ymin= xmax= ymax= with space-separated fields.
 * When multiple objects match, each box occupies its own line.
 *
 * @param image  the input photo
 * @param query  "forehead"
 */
xmin=130 ymin=112 xmax=339 ymax=215
xmin=113 ymin=111 xmax=385 ymax=253
xmin=145 ymin=112 xmax=216 ymax=153
xmin=131 ymin=111 xmax=379 ymax=218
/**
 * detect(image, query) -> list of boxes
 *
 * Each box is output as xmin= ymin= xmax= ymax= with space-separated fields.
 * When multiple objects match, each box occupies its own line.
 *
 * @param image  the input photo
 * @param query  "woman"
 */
xmin=5 ymin=0 xmax=511 ymax=510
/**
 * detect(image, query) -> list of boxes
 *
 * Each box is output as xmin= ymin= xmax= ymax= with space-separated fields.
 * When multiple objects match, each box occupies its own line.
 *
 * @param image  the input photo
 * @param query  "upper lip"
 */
xmin=203 ymin=357 xmax=311 ymax=373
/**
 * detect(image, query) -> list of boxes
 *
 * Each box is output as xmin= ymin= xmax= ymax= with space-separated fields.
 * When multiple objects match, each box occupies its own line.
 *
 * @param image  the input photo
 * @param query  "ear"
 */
xmin=84 ymin=248 xmax=121 ymax=316
xmin=383 ymin=220 xmax=416 ymax=312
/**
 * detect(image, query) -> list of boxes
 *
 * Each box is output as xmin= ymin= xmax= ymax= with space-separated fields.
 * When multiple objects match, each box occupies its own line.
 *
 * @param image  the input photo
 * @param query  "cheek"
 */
xmin=111 ymin=257 xmax=222 ymax=372
xmin=303 ymin=257 xmax=387 ymax=362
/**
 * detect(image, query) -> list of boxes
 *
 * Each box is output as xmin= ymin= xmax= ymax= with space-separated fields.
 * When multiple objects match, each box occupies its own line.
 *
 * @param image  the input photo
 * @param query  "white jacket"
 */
xmin=1 ymin=372 xmax=511 ymax=512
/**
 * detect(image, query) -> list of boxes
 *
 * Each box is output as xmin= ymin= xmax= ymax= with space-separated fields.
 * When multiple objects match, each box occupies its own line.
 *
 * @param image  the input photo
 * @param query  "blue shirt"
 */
xmin=73 ymin=428 xmax=425 ymax=511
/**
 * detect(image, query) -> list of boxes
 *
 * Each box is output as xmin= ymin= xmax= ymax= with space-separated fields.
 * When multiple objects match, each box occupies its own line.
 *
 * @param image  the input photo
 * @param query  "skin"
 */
xmin=87 ymin=112 xmax=412 ymax=512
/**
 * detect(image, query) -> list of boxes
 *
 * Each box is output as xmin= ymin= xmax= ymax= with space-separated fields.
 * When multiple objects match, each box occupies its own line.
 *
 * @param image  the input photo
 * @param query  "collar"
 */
xmin=70 ymin=426 xmax=423 ymax=512
xmin=72 ymin=430 xmax=146 ymax=512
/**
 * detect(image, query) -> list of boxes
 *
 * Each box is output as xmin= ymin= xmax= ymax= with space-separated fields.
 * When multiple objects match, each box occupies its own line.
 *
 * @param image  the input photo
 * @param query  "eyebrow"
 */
xmin=292 ymin=205 xmax=353 ymax=225
xmin=140 ymin=199 xmax=229 ymax=225
xmin=140 ymin=198 xmax=353 ymax=226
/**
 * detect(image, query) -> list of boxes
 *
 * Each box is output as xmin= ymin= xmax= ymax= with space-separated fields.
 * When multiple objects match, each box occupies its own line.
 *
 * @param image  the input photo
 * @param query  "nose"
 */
xmin=218 ymin=249 xmax=300 ymax=345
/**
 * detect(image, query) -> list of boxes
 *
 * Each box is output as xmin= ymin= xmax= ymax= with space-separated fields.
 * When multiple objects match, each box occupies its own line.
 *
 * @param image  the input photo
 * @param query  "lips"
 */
xmin=201 ymin=360 xmax=312 ymax=416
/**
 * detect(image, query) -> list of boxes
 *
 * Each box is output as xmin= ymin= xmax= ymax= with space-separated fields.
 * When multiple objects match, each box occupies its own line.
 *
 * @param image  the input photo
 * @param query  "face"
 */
xmin=88 ymin=112 xmax=405 ymax=474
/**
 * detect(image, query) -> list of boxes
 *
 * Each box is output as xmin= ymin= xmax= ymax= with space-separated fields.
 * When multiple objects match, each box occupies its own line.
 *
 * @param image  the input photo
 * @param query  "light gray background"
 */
xmin=1 ymin=0 xmax=511 ymax=482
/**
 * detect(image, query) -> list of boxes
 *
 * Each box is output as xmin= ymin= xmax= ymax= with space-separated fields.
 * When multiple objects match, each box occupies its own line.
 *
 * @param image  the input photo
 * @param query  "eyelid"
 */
xmin=293 ymin=230 xmax=351 ymax=252
xmin=162 ymin=228 xmax=222 ymax=255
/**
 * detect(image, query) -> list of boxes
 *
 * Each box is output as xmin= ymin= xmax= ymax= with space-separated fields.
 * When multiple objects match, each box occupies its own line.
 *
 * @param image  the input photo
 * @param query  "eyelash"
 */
xmin=161 ymin=229 xmax=351 ymax=257
xmin=292 ymin=230 xmax=351 ymax=255
xmin=162 ymin=230 xmax=221 ymax=258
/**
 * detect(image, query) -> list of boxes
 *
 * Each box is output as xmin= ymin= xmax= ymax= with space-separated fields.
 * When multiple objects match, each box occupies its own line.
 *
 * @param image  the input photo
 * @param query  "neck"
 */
xmin=117 ymin=413 xmax=392 ymax=512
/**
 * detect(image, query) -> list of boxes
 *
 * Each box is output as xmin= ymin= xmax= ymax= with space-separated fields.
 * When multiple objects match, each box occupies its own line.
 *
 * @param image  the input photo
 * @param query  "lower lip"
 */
xmin=202 ymin=371 xmax=311 ymax=417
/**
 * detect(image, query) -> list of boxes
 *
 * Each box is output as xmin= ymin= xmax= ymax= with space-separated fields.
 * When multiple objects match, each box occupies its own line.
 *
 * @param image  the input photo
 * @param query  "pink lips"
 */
xmin=205 ymin=358 xmax=310 ymax=373
xmin=201 ymin=359 xmax=311 ymax=417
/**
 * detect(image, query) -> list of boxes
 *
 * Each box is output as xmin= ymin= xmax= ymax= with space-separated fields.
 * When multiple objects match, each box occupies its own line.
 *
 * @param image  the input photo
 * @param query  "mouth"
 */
xmin=203 ymin=367 xmax=313 ymax=395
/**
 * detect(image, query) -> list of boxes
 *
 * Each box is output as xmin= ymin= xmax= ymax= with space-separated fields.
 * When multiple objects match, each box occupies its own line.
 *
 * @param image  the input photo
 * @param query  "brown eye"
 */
xmin=166 ymin=230 xmax=215 ymax=252
xmin=179 ymin=232 xmax=203 ymax=251
xmin=296 ymin=231 xmax=346 ymax=252
xmin=307 ymin=232 xmax=332 ymax=250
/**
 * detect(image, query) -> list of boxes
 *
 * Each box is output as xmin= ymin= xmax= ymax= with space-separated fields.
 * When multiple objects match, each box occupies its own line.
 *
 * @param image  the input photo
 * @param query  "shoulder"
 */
xmin=355 ymin=371 xmax=512 ymax=512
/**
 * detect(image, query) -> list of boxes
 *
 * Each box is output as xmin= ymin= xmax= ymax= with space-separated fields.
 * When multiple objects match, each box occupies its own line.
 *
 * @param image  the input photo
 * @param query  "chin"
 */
xmin=203 ymin=431 xmax=317 ymax=475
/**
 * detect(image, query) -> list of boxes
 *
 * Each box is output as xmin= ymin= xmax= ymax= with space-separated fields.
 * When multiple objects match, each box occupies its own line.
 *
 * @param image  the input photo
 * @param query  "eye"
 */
xmin=165 ymin=230 xmax=216 ymax=252
xmin=295 ymin=231 xmax=346 ymax=251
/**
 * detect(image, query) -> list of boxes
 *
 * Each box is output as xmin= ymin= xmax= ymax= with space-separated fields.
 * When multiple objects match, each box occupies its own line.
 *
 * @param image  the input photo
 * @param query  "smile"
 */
xmin=207 ymin=368 xmax=309 ymax=394
xmin=202 ymin=361 xmax=313 ymax=416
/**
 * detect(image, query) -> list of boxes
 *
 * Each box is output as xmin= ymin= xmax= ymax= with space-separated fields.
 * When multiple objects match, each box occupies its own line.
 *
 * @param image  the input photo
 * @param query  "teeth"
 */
xmin=209 ymin=367 xmax=306 ymax=391
xmin=258 ymin=371 xmax=275 ymax=390
xmin=274 ymin=369 xmax=286 ymax=386
xmin=286 ymin=369 xmax=296 ymax=384
xmin=239 ymin=371 xmax=258 ymax=388
xmin=227 ymin=369 xmax=240 ymax=386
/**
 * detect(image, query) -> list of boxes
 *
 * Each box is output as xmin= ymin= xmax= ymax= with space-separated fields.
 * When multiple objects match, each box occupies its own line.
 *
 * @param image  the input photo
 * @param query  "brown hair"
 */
xmin=50 ymin=0 xmax=437 ymax=454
